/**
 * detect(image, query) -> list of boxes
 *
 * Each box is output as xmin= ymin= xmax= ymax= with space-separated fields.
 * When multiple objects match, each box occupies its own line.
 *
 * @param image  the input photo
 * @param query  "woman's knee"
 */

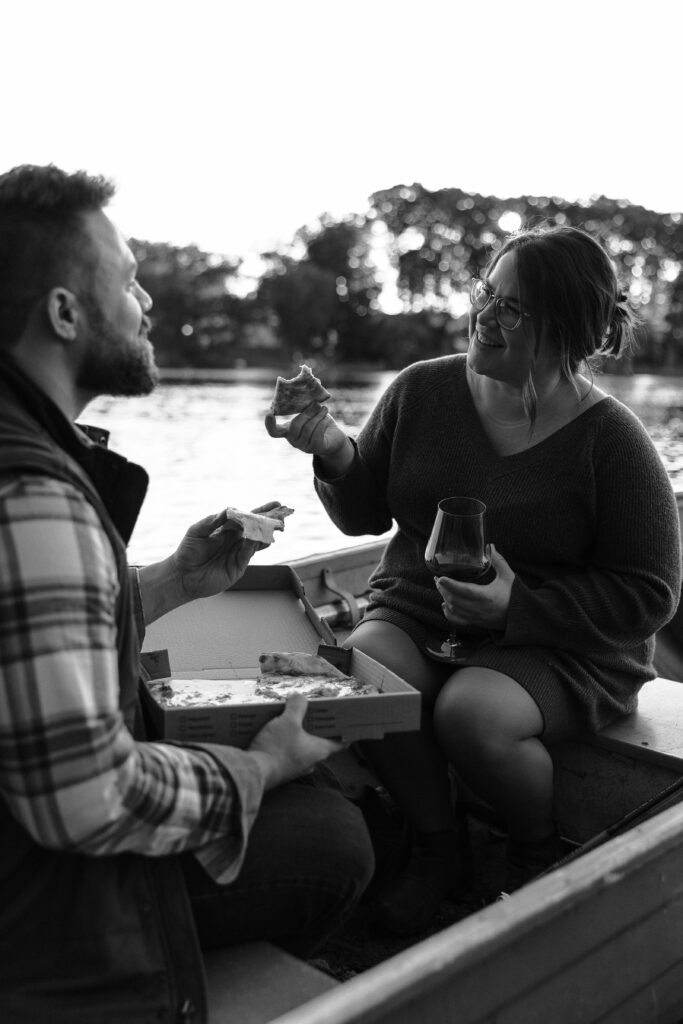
xmin=434 ymin=669 xmax=544 ymax=756
xmin=346 ymin=620 xmax=444 ymax=700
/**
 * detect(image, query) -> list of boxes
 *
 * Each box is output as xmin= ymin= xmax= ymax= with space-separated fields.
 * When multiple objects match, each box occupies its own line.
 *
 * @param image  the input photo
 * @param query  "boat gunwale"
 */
xmin=271 ymin=799 xmax=683 ymax=1024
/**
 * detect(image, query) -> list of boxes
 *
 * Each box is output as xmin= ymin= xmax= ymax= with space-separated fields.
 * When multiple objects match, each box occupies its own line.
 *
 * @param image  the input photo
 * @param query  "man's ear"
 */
xmin=45 ymin=287 xmax=81 ymax=341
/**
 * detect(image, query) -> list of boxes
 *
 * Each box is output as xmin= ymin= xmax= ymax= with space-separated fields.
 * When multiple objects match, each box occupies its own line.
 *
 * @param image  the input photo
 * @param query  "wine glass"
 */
xmin=424 ymin=496 xmax=490 ymax=664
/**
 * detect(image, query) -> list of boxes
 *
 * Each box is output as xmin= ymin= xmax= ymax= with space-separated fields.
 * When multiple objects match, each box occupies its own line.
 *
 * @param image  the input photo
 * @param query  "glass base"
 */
xmin=425 ymin=638 xmax=474 ymax=665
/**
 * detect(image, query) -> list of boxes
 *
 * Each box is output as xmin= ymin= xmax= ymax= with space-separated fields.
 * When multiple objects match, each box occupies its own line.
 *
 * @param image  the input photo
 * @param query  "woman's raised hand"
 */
xmin=266 ymin=403 xmax=352 ymax=460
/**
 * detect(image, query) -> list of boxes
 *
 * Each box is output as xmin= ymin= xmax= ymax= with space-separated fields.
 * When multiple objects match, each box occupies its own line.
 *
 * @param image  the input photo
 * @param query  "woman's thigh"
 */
xmin=346 ymin=618 xmax=448 ymax=707
xmin=435 ymin=667 xmax=544 ymax=754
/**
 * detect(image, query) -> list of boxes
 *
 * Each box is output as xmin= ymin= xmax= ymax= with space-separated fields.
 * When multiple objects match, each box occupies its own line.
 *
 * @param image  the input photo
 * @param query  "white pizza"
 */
xmin=223 ymin=504 xmax=294 ymax=544
xmin=256 ymin=650 xmax=377 ymax=700
xmin=269 ymin=364 xmax=331 ymax=415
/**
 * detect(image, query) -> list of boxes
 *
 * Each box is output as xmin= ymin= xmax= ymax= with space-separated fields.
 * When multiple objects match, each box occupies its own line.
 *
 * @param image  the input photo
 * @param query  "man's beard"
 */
xmin=76 ymin=303 xmax=159 ymax=397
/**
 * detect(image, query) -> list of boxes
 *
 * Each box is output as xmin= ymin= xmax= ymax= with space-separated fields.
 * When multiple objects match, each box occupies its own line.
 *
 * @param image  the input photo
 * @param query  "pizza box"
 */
xmin=140 ymin=564 xmax=420 ymax=747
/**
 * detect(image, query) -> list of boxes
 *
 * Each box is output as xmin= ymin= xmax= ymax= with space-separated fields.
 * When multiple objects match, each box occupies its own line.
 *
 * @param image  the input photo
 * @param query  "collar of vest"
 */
xmin=0 ymin=351 xmax=149 ymax=545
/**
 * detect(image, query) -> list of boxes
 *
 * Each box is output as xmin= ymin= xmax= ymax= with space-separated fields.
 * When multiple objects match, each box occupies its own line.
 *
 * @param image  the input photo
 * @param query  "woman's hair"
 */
xmin=484 ymin=223 xmax=639 ymax=421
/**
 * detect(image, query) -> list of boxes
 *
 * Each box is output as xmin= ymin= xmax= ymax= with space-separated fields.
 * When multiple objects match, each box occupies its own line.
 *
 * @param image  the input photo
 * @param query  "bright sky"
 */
xmin=2 ymin=0 xmax=680 ymax=268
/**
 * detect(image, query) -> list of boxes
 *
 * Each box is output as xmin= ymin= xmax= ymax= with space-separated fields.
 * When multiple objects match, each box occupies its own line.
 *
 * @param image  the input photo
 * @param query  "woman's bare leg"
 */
xmin=434 ymin=667 xmax=553 ymax=841
xmin=346 ymin=620 xmax=456 ymax=832
xmin=346 ymin=621 xmax=472 ymax=932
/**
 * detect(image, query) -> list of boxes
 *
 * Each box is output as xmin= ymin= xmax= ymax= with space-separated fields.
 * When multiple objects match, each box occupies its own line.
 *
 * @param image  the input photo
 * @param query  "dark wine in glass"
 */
xmin=425 ymin=496 xmax=490 ymax=663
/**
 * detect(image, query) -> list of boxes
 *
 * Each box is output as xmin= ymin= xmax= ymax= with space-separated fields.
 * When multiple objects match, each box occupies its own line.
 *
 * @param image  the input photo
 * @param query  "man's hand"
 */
xmin=264 ymin=401 xmax=354 ymax=476
xmin=138 ymin=501 xmax=282 ymax=623
xmin=246 ymin=694 xmax=346 ymax=790
xmin=435 ymin=544 xmax=514 ymax=631
xmin=170 ymin=500 xmax=286 ymax=601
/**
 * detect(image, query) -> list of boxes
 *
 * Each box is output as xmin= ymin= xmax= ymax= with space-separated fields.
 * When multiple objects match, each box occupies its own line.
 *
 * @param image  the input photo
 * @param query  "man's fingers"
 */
xmin=199 ymin=511 xmax=242 ymax=539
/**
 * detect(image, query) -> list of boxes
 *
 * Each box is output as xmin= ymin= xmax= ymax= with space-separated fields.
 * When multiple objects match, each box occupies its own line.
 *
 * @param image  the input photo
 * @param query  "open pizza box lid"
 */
xmin=140 ymin=564 xmax=420 ymax=748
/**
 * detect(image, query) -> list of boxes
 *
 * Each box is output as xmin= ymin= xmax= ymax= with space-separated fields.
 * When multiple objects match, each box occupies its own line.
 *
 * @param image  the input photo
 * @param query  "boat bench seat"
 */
xmin=553 ymin=674 xmax=683 ymax=842
xmin=588 ymin=675 xmax=683 ymax=772
xmin=203 ymin=940 xmax=337 ymax=1024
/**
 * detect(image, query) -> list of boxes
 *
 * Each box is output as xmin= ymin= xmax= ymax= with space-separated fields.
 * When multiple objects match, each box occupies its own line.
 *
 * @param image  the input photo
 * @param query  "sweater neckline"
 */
xmin=454 ymin=358 xmax=614 ymax=463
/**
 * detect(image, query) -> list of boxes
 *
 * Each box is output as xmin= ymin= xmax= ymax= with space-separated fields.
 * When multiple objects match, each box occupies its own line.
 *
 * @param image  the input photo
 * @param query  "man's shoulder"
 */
xmin=0 ymin=472 xmax=112 ymax=540
xmin=0 ymin=471 xmax=89 ymax=503
xmin=0 ymin=472 xmax=118 ymax=588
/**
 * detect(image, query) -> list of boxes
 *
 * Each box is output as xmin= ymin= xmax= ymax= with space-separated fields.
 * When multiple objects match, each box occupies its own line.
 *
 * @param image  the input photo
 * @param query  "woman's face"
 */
xmin=467 ymin=251 xmax=556 ymax=389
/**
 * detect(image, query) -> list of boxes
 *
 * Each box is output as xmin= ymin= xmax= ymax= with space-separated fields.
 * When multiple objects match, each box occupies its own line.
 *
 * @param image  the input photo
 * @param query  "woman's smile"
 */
xmin=474 ymin=329 xmax=504 ymax=349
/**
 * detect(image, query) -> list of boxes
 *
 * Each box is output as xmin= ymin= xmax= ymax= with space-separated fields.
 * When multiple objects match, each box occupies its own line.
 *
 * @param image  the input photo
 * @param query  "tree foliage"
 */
xmin=131 ymin=186 xmax=683 ymax=371
xmin=368 ymin=184 xmax=683 ymax=368
xmin=130 ymin=240 xmax=245 ymax=366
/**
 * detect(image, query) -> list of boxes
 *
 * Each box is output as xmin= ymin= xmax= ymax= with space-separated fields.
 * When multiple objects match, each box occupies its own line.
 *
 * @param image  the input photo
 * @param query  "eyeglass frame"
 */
xmin=469 ymin=278 xmax=535 ymax=332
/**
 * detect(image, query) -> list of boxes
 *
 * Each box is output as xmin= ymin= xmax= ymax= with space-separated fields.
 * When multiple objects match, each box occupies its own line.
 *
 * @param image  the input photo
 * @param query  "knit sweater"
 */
xmin=314 ymin=355 xmax=682 ymax=732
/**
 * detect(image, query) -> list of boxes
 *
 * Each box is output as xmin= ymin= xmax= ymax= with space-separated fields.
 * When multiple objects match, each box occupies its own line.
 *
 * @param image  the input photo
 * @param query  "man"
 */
xmin=0 ymin=164 xmax=374 ymax=1024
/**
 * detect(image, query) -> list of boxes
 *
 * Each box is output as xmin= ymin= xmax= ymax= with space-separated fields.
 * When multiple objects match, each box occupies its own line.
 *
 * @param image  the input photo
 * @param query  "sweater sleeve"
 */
xmin=500 ymin=416 xmax=681 ymax=656
xmin=313 ymin=377 xmax=399 ymax=536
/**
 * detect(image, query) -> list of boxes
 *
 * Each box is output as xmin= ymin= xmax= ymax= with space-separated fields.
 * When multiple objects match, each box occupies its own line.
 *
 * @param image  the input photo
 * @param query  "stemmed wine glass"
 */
xmin=424 ymin=496 xmax=490 ymax=664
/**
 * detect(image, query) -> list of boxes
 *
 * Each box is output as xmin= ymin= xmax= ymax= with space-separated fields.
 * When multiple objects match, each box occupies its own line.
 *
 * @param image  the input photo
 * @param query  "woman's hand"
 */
xmin=435 ymin=544 xmax=515 ymax=631
xmin=264 ymin=401 xmax=354 ymax=475
xmin=246 ymin=694 xmax=346 ymax=790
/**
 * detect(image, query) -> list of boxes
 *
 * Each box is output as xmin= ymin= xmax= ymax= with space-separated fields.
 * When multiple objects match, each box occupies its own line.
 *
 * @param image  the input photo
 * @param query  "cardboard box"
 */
xmin=140 ymin=564 xmax=420 ymax=747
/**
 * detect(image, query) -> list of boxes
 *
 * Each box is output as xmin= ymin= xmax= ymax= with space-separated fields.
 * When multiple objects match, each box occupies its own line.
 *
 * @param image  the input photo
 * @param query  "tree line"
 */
xmin=131 ymin=183 xmax=683 ymax=373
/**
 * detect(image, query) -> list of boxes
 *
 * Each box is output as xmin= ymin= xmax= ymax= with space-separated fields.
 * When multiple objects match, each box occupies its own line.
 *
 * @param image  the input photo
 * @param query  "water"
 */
xmin=85 ymin=369 xmax=683 ymax=566
xmin=86 ymin=368 xmax=396 ymax=566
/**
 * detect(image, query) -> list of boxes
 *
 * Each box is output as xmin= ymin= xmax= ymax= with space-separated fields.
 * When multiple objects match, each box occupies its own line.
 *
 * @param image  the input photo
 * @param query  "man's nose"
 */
xmin=135 ymin=281 xmax=153 ymax=312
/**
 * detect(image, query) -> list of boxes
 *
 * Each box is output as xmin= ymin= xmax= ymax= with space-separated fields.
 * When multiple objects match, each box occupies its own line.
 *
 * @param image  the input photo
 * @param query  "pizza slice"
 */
xmin=269 ymin=364 xmax=331 ymax=416
xmin=223 ymin=504 xmax=294 ymax=545
xmin=258 ymin=650 xmax=348 ymax=678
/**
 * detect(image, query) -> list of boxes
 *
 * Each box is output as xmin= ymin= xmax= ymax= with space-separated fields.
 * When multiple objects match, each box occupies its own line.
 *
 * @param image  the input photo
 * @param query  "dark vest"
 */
xmin=0 ymin=354 xmax=207 ymax=1024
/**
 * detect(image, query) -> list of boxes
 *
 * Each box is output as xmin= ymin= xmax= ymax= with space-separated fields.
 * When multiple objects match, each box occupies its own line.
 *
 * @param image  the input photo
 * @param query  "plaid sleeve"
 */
xmin=0 ymin=474 xmax=264 ymax=872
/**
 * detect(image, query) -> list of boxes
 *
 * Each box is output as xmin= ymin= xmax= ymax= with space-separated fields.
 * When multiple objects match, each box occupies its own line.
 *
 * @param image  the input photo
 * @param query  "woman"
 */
xmin=265 ymin=225 xmax=682 ymax=935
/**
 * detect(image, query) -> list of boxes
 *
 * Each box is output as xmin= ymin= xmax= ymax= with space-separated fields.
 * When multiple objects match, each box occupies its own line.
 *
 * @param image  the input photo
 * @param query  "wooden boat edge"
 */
xmin=270 ymin=799 xmax=683 ymax=1024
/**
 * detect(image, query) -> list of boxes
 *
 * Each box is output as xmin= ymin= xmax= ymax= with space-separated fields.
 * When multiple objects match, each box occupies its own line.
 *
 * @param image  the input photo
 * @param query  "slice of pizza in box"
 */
xmin=140 ymin=564 xmax=420 ymax=748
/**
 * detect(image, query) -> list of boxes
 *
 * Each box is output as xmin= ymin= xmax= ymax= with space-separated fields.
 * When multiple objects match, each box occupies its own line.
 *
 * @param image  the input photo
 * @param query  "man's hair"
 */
xmin=0 ymin=164 xmax=116 ymax=347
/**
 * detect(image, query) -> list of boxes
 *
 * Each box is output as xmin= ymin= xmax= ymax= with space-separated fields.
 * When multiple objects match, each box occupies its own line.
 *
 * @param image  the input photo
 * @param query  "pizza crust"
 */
xmin=270 ymin=364 xmax=331 ymax=415
xmin=258 ymin=651 xmax=347 ymax=678
xmin=256 ymin=650 xmax=378 ymax=699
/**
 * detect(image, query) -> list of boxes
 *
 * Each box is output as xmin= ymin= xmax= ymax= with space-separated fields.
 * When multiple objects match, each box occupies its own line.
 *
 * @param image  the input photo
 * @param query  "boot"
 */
xmin=503 ymin=831 xmax=564 ymax=895
xmin=370 ymin=824 xmax=472 ymax=936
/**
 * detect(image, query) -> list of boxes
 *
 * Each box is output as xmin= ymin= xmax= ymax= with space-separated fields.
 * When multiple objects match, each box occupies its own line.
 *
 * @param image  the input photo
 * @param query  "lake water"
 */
xmin=85 ymin=368 xmax=683 ymax=567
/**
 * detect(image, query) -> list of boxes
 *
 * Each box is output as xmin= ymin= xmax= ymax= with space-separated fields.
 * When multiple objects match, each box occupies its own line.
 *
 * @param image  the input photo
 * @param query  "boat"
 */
xmin=156 ymin=496 xmax=683 ymax=1024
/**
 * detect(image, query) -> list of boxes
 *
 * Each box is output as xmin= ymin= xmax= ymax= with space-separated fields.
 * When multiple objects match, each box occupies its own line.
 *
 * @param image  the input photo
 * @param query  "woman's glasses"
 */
xmin=470 ymin=278 xmax=533 ymax=332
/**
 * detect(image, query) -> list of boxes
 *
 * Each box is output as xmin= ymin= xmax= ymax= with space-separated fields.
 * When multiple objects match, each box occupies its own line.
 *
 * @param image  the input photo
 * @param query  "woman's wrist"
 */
xmin=317 ymin=435 xmax=355 ymax=479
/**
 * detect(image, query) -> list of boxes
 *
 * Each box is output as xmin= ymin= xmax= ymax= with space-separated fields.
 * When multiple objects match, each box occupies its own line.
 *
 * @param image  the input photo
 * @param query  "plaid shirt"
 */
xmin=0 ymin=473 xmax=265 ymax=883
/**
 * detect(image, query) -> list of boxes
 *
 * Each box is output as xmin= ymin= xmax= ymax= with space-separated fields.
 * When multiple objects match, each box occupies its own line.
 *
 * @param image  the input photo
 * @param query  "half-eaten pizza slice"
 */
xmin=222 ymin=504 xmax=294 ymax=545
xmin=269 ymin=364 xmax=331 ymax=416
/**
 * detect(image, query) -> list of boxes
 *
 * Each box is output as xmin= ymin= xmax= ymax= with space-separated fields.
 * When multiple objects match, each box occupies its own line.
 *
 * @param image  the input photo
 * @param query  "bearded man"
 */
xmin=0 ymin=165 xmax=373 ymax=1024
